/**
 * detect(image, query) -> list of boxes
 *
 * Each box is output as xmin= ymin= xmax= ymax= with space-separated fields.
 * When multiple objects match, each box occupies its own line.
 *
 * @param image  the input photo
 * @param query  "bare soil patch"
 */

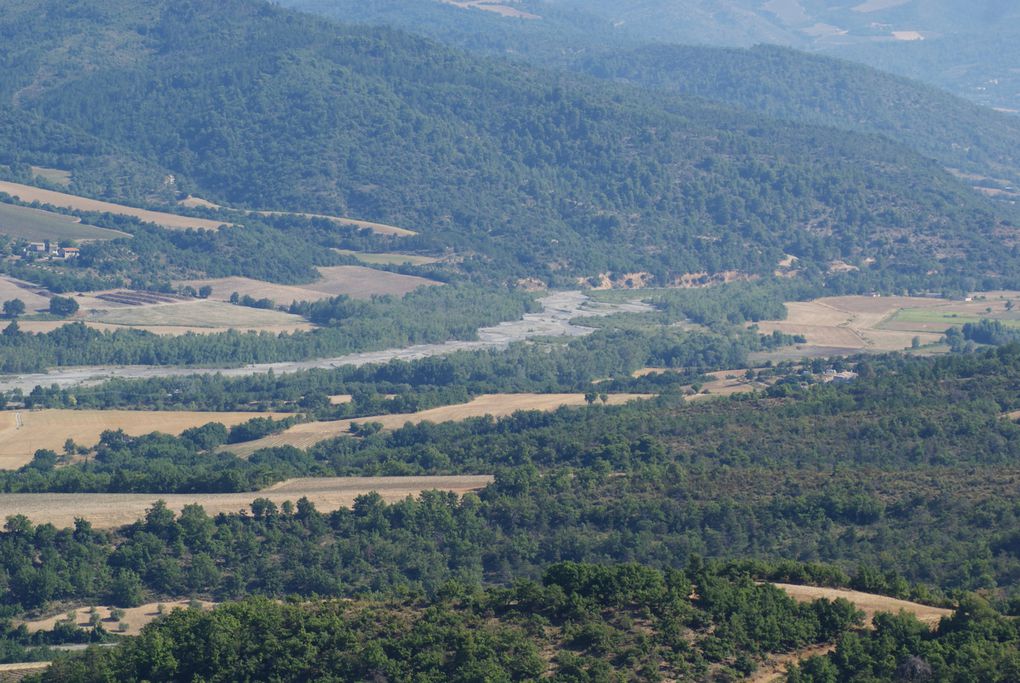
xmin=226 ymin=393 xmax=653 ymax=456
xmin=0 ymin=476 xmax=494 ymax=528
xmin=0 ymin=409 xmax=287 ymax=469
xmin=0 ymin=180 xmax=229 ymax=231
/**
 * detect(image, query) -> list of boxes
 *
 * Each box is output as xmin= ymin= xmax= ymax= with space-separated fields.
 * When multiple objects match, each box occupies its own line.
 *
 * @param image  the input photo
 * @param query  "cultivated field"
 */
xmin=0 ymin=203 xmax=129 ymax=241
xmin=749 ymin=294 xmax=1020 ymax=357
xmin=259 ymin=212 xmax=416 ymax=236
xmin=226 ymin=393 xmax=653 ymax=456
xmin=22 ymin=600 xmax=216 ymax=638
xmin=774 ymin=583 xmax=952 ymax=627
xmin=179 ymin=265 xmax=441 ymax=306
xmin=0 ymin=275 xmax=51 ymax=313
xmin=0 ymin=180 xmax=229 ymax=231
xmin=177 ymin=196 xmax=416 ymax=236
xmin=85 ymin=299 xmax=312 ymax=332
xmin=0 ymin=475 xmax=494 ymax=528
xmin=0 ymin=409 xmax=287 ymax=469
xmin=334 ymin=249 xmax=440 ymax=266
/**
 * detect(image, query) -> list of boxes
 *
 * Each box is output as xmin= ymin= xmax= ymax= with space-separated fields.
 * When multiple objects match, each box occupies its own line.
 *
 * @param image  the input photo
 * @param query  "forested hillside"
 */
xmin=286 ymin=0 xmax=1020 ymax=187
xmin=1 ymin=0 xmax=1017 ymax=285
xmin=580 ymin=44 xmax=1020 ymax=187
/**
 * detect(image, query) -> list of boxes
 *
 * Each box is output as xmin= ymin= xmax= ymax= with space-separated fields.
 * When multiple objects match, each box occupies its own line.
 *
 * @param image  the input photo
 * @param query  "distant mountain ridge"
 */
xmin=283 ymin=0 xmax=1020 ymax=112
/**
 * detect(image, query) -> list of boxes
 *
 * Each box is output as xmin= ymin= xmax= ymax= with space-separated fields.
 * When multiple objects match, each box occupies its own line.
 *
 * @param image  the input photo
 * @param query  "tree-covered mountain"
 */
xmin=285 ymin=0 xmax=1020 ymax=112
xmin=1 ymin=0 xmax=1017 ymax=286
xmin=284 ymin=0 xmax=1020 ymax=187
xmin=579 ymin=44 xmax=1020 ymax=188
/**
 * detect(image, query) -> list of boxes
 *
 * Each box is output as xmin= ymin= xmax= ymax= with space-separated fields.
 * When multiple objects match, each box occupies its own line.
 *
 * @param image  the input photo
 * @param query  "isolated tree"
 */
xmin=49 ymin=295 xmax=79 ymax=317
xmin=3 ymin=298 xmax=25 ymax=318
xmin=198 ymin=285 xmax=213 ymax=299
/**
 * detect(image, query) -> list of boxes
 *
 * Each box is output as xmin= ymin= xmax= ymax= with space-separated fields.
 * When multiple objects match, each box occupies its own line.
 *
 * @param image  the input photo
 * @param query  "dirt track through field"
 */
xmin=0 ymin=475 xmax=493 ymax=528
xmin=224 ymin=393 xmax=653 ymax=456
xmin=0 ymin=180 xmax=229 ymax=231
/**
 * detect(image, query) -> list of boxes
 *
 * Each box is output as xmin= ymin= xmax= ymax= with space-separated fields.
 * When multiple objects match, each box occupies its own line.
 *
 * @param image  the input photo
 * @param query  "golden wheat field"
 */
xmin=0 ymin=409 xmax=288 ymax=469
xmin=225 ymin=393 xmax=653 ymax=457
xmin=0 ymin=475 xmax=494 ymax=528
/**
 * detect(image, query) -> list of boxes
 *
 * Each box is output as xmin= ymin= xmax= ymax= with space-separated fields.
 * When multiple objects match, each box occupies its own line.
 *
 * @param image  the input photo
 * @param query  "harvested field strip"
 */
xmin=87 ymin=300 xmax=311 ymax=331
xmin=0 ymin=203 xmax=129 ymax=241
xmin=225 ymin=393 xmax=653 ymax=457
xmin=176 ymin=196 xmax=416 ymax=236
xmin=178 ymin=266 xmax=441 ymax=306
xmin=0 ymin=409 xmax=288 ymax=470
xmin=260 ymin=212 xmax=416 ymax=236
xmin=774 ymin=583 xmax=952 ymax=627
xmin=0 ymin=180 xmax=229 ymax=231
xmin=334 ymin=249 xmax=440 ymax=266
xmin=0 ymin=475 xmax=494 ymax=528
xmin=21 ymin=600 xmax=216 ymax=638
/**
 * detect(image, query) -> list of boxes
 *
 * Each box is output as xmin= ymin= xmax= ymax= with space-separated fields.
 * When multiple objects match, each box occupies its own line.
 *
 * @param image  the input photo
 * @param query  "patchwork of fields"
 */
xmin=0 ymin=475 xmax=494 ymax=528
xmin=751 ymin=293 xmax=1020 ymax=358
xmin=0 ymin=409 xmax=288 ymax=469
xmin=225 ymin=393 xmax=653 ymax=457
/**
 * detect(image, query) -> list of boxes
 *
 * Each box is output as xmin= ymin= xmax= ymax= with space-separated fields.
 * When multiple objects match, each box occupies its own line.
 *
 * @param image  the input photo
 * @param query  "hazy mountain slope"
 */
xmin=283 ymin=0 xmax=1020 ymax=186
xmin=284 ymin=0 xmax=1020 ymax=112
xmin=1 ymin=0 xmax=1016 ymax=286
xmin=581 ymin=44 xmax=1020 ymax=186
